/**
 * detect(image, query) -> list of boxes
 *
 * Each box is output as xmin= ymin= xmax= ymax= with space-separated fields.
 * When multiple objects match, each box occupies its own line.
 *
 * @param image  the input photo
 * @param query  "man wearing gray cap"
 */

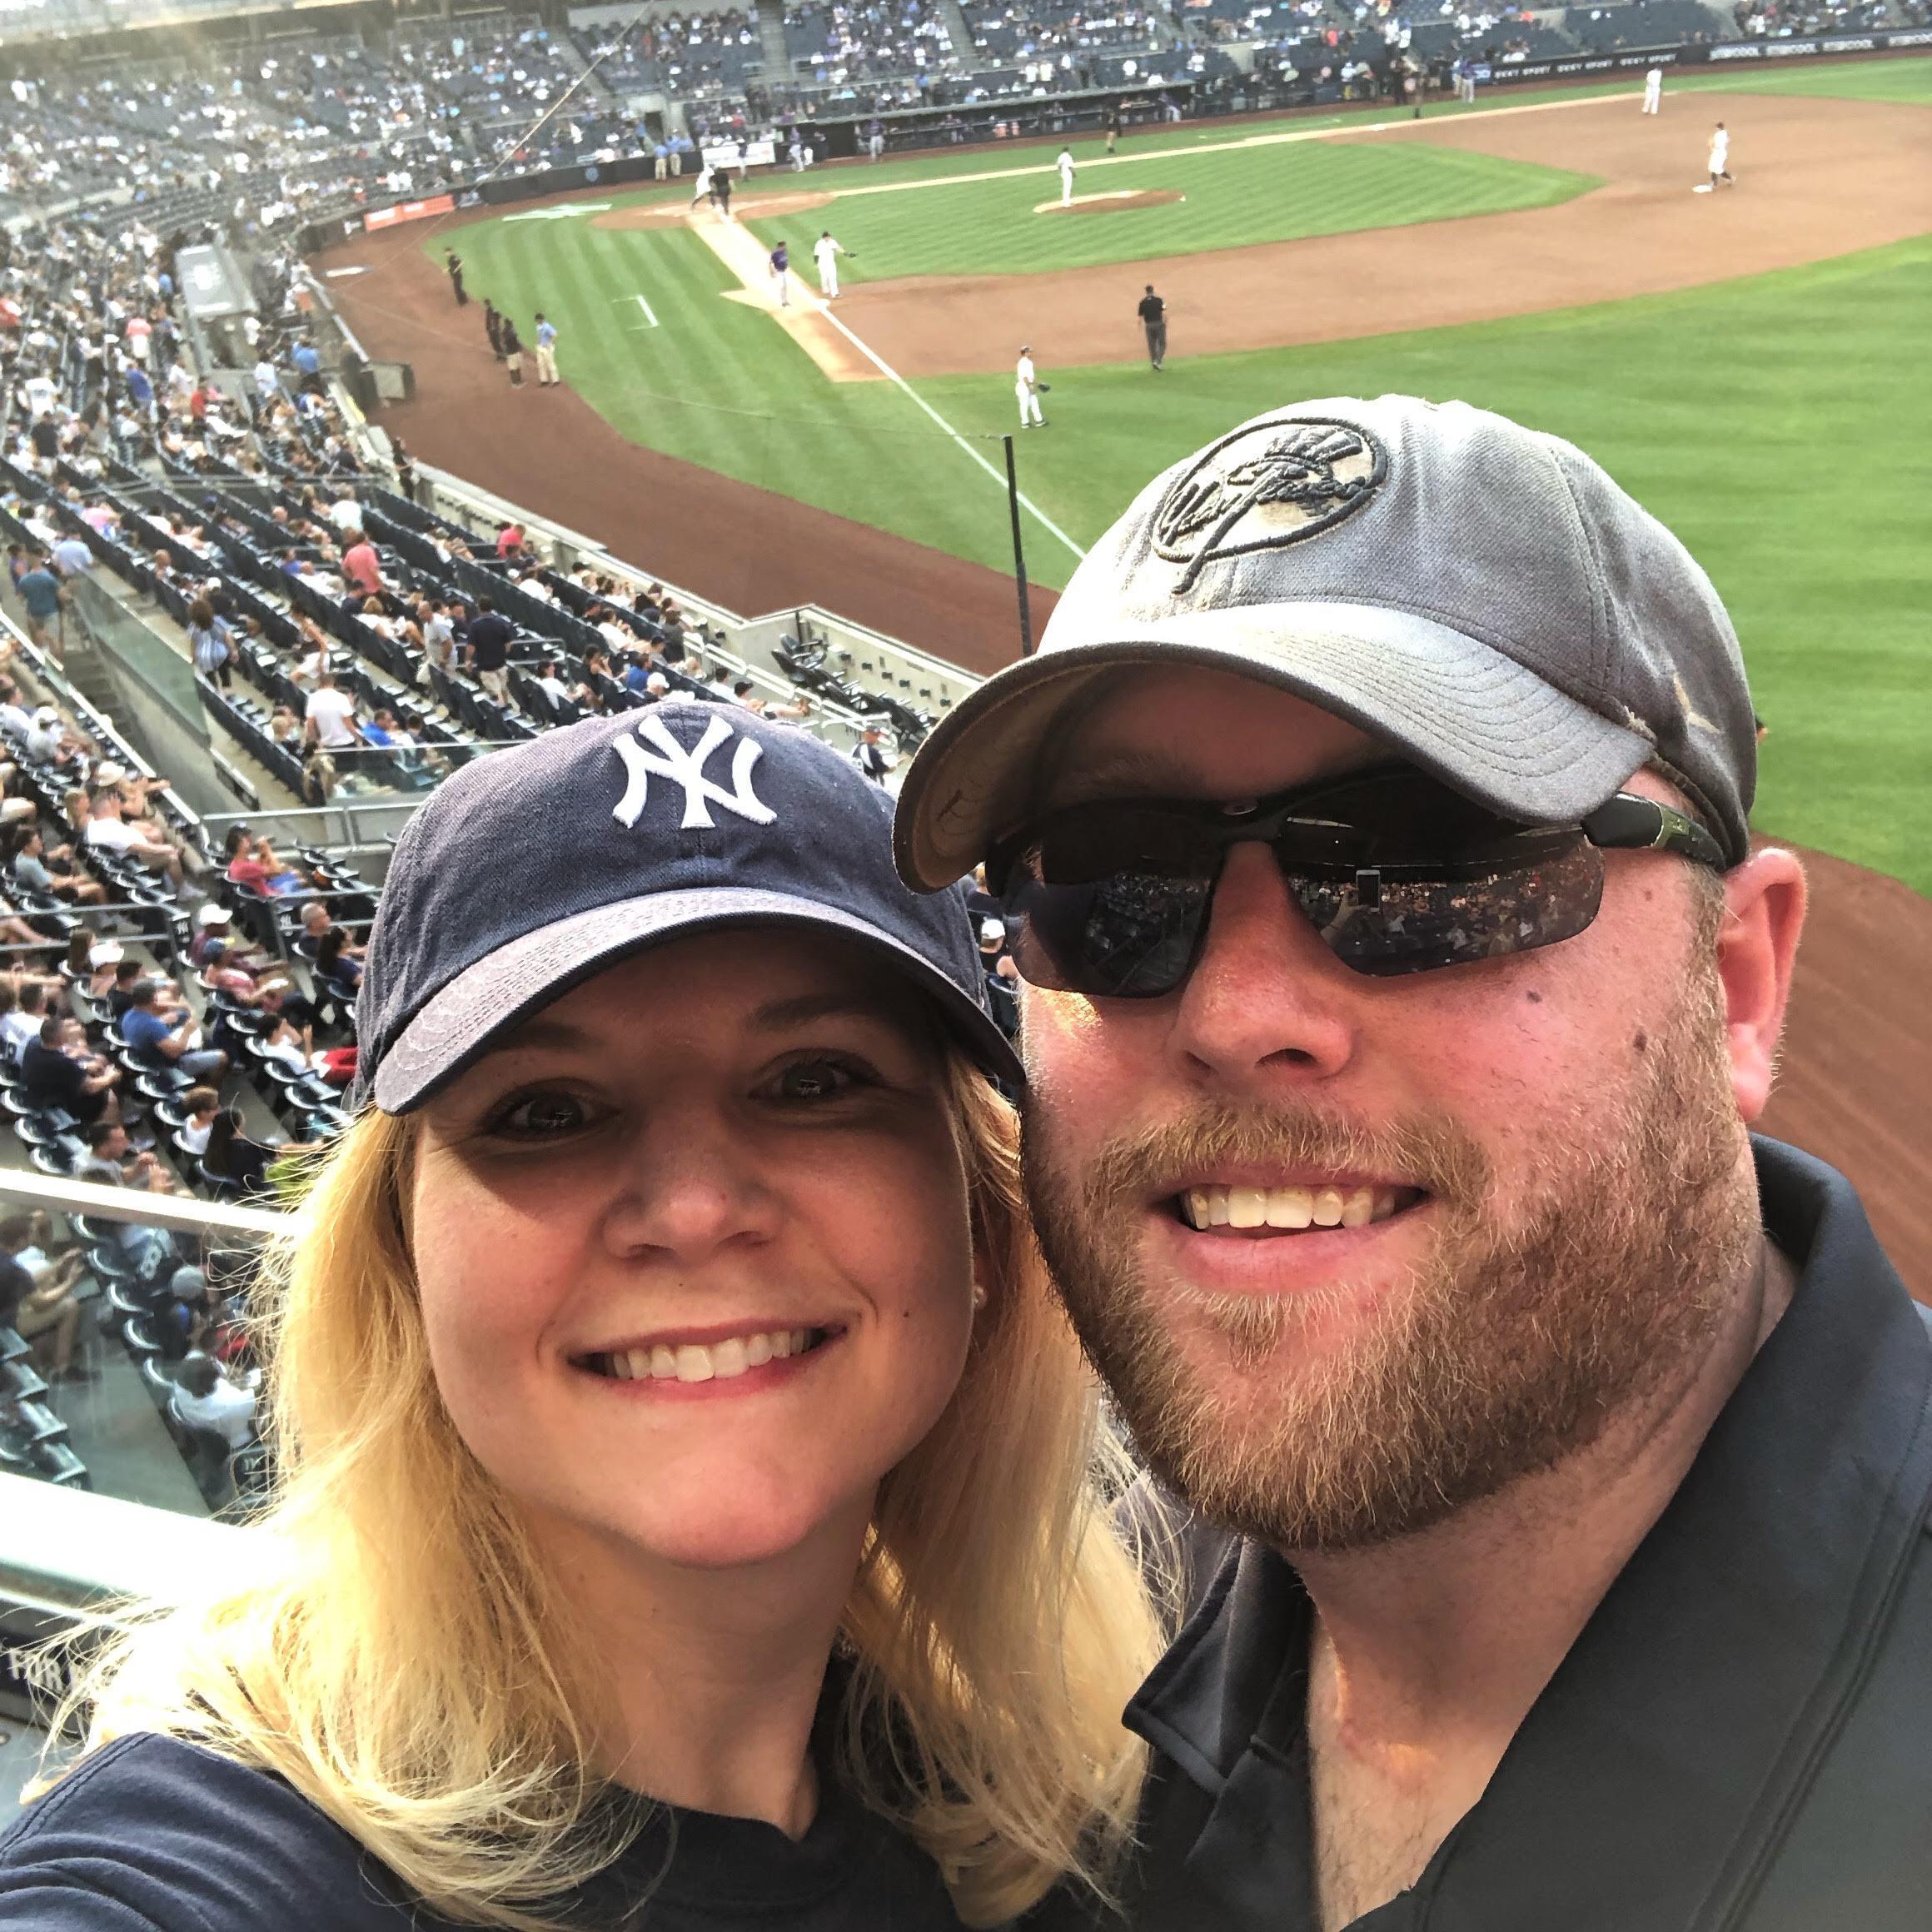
xmin=896 ymin=398 xmax=1928 ymax=1929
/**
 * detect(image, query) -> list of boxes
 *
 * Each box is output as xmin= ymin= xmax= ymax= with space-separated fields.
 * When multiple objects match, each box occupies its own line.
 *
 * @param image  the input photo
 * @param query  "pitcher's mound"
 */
xmin=1034 ymin=189 xmax=1185 ymax=217
xmin=593 ymin=190 xmax=836 ymax=231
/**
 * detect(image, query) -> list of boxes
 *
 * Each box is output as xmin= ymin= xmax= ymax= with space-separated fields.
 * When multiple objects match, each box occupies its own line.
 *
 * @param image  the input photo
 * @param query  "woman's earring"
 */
xmin=971 ymin=1283 xmax=988 ymax=1312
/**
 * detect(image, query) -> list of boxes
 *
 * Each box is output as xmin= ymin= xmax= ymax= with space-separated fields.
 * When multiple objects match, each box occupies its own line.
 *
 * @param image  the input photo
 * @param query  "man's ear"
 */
xmin=1715 ymin=847 xmax=1807 ymax=1123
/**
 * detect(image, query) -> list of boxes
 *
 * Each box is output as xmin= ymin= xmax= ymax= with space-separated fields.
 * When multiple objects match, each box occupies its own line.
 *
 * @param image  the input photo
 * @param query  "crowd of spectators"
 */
xmin=1733 ymin=0 xmax=1927 ymax=29
xmin=0 ymin=12 xmax=636 ymax=235
xmin=785 ymin=0 xmax=959 ymax=82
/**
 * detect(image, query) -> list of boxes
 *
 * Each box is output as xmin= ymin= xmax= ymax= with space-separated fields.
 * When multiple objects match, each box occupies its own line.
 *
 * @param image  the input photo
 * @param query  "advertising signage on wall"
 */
xmin=363 ymin=193 xmax=456 ymax=231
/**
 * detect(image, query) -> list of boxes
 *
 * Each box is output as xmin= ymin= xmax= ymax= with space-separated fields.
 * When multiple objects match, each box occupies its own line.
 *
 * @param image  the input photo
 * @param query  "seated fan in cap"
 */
xmin=1 ymin=706 xmax=1163 ymax=1932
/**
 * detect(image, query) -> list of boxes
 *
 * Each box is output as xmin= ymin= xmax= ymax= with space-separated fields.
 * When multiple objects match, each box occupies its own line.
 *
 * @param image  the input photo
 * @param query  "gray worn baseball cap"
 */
xmin=894 ymin=396 xmax=1756 ymax=889
xmin=355 ymin=703 xmax=1021 ymax=1113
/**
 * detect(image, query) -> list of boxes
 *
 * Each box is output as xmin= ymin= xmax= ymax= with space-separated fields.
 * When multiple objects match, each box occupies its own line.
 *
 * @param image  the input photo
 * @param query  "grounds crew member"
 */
xmin=895 ymin=394 xmax=1932 ymax=1931
xmin=534 ymin=313 xmax=559 ymax=386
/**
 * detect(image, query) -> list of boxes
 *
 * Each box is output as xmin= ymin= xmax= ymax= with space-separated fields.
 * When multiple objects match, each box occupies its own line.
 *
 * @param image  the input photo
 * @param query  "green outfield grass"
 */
xmin=1675 ymin=50 xmax=1932 ymax=103
xmin=742 ymin=143 xmax=1594 ymax=281
xmin=915 ymin=236 xmax=1932 ymax=892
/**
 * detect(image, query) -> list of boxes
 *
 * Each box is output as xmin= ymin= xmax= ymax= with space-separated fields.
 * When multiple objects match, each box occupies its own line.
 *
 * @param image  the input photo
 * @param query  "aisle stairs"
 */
xmin=757 ymin=3 xmax=792 ymax=78
xmin=939 ymin=0 xmax=975 ymax=65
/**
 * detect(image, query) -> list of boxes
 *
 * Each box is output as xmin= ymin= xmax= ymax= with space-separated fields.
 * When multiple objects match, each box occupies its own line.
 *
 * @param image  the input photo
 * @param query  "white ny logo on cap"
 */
xmin=611 ymin=711 xmax=777 ymax=831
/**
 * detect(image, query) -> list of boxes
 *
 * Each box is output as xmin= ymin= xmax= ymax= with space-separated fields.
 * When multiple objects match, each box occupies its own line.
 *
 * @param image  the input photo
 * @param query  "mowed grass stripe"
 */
xmin=745 ymin=142 xmax=1595 ymax=281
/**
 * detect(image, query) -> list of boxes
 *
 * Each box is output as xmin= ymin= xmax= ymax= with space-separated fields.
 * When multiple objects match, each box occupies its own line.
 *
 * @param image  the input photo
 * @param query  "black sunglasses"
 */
xmin=988 ymin=767 xmax=1727 ymax=997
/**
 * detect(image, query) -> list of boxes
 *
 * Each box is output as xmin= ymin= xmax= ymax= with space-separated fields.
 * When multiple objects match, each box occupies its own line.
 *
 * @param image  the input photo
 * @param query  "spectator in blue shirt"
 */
xmin=119 ymin=979 xmax=229 ymax=1083
xmin=15 ymin=557 xmax=65 ymax=655
xmin=51 ymin=535 xmax=92 ymax=578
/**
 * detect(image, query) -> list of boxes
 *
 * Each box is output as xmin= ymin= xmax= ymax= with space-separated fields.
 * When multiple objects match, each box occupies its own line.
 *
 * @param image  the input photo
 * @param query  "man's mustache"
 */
xmin=1053 ymin=1099 xmax=1495 ymax=1212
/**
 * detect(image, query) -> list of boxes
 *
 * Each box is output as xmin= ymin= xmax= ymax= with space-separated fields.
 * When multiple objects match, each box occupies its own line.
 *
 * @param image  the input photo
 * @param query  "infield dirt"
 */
xmin=838 ymin=92 xmax=1932 ymax=375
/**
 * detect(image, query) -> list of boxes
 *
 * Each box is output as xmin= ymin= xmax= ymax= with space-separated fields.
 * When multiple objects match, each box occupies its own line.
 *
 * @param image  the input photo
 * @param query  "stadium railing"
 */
xmin=0 ymin=1175 xmax=273 ymax=1768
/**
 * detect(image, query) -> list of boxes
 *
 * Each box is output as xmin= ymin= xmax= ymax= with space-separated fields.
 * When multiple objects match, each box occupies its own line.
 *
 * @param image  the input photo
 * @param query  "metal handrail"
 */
xmin=0 ymin=1470 xmax=253 ymax=1631
xmin=0 ymin=1168 xmax=290 ymax=1238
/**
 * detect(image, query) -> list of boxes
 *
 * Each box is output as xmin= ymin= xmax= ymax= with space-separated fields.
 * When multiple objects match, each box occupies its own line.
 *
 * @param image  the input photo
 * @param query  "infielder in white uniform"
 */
xmin=1642 ymin=66 xmax=1662 ymax=114
xmin=812 ymin=230 xmax=848 ymax=300
xmin=1057 ymin=146 xmax=1075 ymax=207
xmin=1016 ymin=346 xmax=1046 ymax=428
xmin=690 ymin=162 xmax=715 ymax=209
xmin=1700 ymin=122 xmax=1733 ymax=192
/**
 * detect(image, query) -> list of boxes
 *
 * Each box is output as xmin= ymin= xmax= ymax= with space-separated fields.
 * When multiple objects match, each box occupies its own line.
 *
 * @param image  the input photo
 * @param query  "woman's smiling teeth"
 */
xmin=587 ymin=1328 xmax=829 ymax=1382
xmin=1179 ymin=1184 xmax=1413 ymax=1232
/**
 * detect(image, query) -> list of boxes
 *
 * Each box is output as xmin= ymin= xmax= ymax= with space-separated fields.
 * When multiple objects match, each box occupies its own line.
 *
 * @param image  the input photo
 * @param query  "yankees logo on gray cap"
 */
xmin=1153 ymin=418 xmax=1387 ymax=591
xmin=354 ymin=703 xmax=1019 ymax=1114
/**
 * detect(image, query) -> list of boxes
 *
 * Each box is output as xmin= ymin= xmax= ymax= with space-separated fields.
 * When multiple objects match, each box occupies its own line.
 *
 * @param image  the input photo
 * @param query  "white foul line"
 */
xmin=815 ymin=303 xmax=1087 ymax=563
xmin=613 ymin=291 xmax=659 ymax=328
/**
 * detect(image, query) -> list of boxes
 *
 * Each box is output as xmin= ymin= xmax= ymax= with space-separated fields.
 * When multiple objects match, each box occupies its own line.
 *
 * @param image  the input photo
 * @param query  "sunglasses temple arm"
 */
xmin=1582 ymin=795 xmax=1728 ymax=871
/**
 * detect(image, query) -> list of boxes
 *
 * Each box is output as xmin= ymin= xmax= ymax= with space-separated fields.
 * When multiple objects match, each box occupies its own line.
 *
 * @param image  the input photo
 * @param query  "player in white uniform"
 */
xmin=1642 ymin=66 xmax=1662 ymax=114
xmin=1057 ymin=146 xmax=1075 ymax=207
xmin=690 ymin=162 xmax=715 ymax=209
xmin=1700 ymin=122 xmax=1733 ymax=192
xmin=812 ymin=231 xmax=848 ymax=300
xmin=1016 ymin=346 xmax=1046 ymax=428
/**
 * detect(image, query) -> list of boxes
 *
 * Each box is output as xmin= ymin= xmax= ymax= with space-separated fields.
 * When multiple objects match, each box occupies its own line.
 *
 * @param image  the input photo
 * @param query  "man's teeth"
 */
xmin=595 ymin=1328 xmax=819 ymax=1382
xmin=1181 ymin=1185 xmax=1400 ymax=1232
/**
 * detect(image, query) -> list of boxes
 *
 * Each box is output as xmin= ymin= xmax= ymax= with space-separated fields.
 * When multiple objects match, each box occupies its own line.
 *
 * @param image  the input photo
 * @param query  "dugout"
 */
xmin=734 ymin=78 xmax=1198 ymax=162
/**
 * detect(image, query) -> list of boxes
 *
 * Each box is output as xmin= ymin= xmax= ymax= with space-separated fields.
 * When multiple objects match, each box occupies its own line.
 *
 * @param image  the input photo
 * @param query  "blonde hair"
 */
xmin=42 ymin=1051 xmax=1165 ymax=1928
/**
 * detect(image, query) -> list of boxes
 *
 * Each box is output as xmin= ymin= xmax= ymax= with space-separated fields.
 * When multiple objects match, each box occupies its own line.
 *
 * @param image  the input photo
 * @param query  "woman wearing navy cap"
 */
xmin=0 ymin=706 xmax=1163 ymax=1930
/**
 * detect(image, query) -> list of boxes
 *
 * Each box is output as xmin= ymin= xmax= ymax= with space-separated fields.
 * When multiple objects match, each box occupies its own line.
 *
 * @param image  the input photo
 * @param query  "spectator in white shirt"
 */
xmin=168 ymin=1348 xmax=257 ymax=1451
xmin=23 ymin=706 xmax=69 ymax=764
xmin=326 ymin=492 xmax=363 ymax=534
xmin=304 ymin=672 xmax=361 ymax=750
xmin=85 ymin=786 xmax=186 ymax=889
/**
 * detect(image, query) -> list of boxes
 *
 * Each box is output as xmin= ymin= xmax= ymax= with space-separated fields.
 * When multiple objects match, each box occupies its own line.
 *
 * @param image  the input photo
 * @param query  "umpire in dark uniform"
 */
xmin=483 ymin=299 xmax=504 ymax=361
xmin=1138 ymin=284 xmax=1168 ymax=371
xmin=445 ymin=249 xmax=466 ymax=306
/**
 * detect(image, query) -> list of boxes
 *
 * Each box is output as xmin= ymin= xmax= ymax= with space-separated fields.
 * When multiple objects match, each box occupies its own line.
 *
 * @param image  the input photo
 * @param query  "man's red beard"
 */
xmin=1020 ymin=964 xmax=1760 ymax=1553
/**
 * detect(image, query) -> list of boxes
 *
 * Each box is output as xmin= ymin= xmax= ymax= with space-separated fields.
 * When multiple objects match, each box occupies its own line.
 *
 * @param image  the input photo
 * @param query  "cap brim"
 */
xmin=370 ymin=886 xmax=1022 ymax=1114
xmin=894 ymin=601 xmax=1656 ymax=889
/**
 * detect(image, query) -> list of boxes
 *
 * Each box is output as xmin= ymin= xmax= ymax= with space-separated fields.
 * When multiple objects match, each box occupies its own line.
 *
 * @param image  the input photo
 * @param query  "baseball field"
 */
xmin=321 ymin=57 xmax=1931 ymax=899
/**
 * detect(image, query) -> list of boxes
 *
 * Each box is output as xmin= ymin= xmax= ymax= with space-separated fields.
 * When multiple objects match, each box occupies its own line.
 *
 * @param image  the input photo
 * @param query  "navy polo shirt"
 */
xmin=1033 ymin=1139 xmax=1932 ymax=1932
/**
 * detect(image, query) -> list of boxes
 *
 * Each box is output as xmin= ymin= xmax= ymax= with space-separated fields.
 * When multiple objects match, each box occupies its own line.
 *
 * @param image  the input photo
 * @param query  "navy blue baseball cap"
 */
xmin=355 ymin=702 xmax=1021 ymax=1113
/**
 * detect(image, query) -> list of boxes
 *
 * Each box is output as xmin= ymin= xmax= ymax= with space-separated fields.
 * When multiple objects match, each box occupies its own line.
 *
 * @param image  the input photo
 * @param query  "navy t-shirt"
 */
xmin=0 ymin=1732 xmax=966 ymax=1930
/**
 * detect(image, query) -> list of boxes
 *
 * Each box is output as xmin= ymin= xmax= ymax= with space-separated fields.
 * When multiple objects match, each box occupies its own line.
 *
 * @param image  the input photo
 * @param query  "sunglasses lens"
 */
xmin=1285 ymin=839 xmax=1606 ymax=975
xmin=1000 ymin=807 xmax=1215 ymax=998
xmin=996 ymin=778 xmax=1611 ymax=997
